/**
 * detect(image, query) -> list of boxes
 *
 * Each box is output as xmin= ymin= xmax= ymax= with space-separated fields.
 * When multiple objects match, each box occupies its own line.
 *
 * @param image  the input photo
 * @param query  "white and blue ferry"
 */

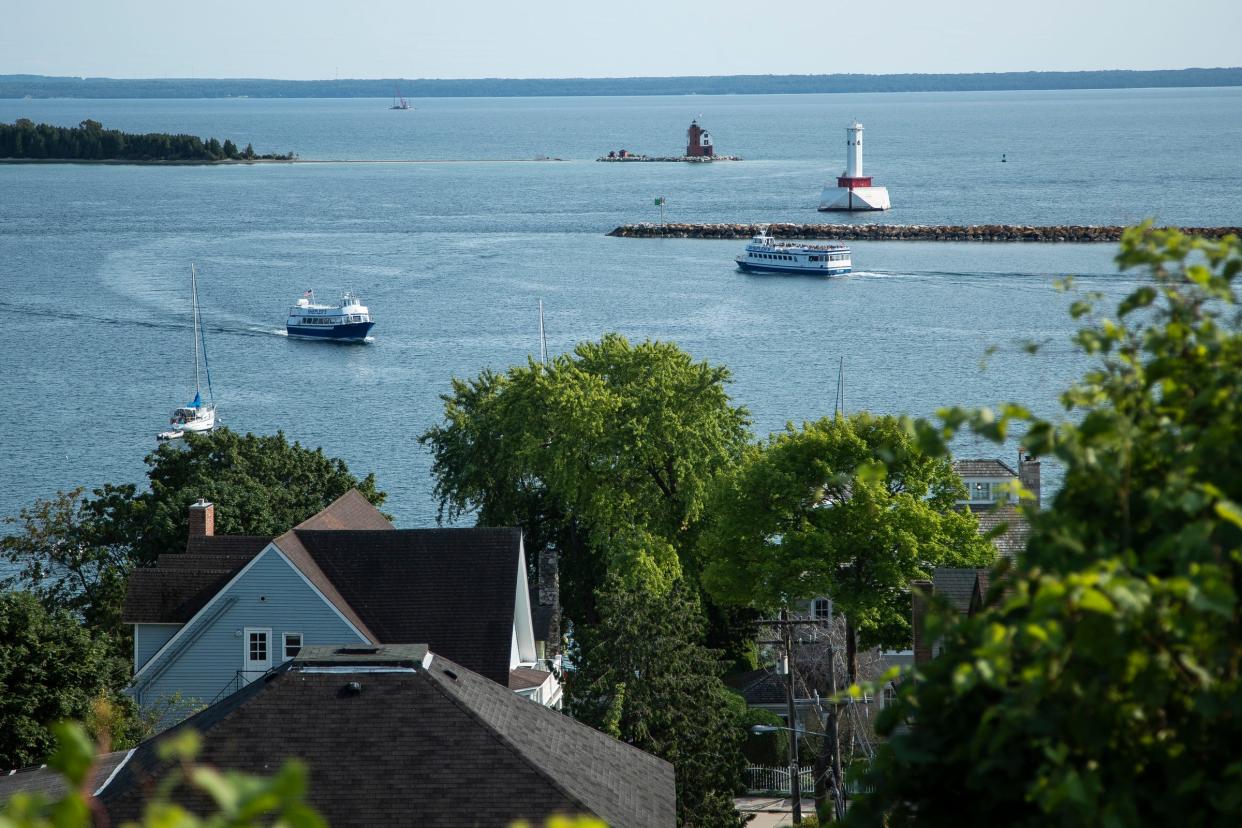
xmin=286 ymin=290 xmax=375 ymax=341
xmin=735 ymin=227 xmax=852 ymax=275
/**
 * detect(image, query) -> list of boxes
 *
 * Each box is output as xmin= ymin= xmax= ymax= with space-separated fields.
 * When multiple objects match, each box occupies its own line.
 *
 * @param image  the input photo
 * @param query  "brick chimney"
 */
xmin=188 ymin=499 xmax=215 ymax=537
xmin=911 ymin=580 xmax=933 ymax=665
xmin=1018 ymin=447 xmax=1041 ymax=509
xmin=538 ymin=545 xmax=561 ymax=657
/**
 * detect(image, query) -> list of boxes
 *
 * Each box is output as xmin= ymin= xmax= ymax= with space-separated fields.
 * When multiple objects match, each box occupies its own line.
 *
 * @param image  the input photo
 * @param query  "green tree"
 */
xmin=850 ymin=226 xmax=1242 ymax=826
xmin=1 ymin=489 xmax=130 ymax=633
xmin=701 ymin=413 xmax=994 ymax=659
xmin=419 ymin=333 xmax=751 ymax=628
xmin=0 ymin=593 xmax=133 ymax=769
xmin=569 ymin=572 xmax=747 ymax=827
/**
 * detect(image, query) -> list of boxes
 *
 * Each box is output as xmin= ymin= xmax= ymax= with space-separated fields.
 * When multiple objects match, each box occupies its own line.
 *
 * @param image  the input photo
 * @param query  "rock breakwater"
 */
xmin=607 ymin=223 xmax=1241 ymax=242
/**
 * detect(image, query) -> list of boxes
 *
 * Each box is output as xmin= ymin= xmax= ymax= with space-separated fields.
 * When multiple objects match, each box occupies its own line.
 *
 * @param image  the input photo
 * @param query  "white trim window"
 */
xmin=244 ymin=627 xmax=272 ymax=677
xmin=283 ymin=632 xmax=303 ymax=661
xmin=812 ymin=597 xmax=833 ymax=621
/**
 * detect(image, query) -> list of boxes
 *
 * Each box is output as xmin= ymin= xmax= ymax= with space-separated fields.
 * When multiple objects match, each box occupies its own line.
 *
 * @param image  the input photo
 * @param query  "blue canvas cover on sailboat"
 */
xmin=188 ymin=392 xmax=202 ymax=409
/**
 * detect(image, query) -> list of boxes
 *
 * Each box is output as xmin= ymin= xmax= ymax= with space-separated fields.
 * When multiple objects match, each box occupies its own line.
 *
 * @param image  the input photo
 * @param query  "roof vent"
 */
xmin=346 ymin=681 xmax=362 ymax=694
xmin=336 ymin=646 xmax=380 ymax=655
xmin=442 ymin=668 xmax=458 ymax=681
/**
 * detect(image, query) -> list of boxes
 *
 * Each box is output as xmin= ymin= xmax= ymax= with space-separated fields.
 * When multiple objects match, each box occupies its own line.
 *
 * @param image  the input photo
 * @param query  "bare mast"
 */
xmin=191 ymin=264 xmax=201 ymax=398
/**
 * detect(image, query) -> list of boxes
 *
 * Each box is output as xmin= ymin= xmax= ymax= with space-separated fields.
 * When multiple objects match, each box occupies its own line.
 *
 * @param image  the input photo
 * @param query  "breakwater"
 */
xmin=607 ymin=223 xmax=1242 ymax=242
xmin=596 ymin=155 xmax=742 ymax=162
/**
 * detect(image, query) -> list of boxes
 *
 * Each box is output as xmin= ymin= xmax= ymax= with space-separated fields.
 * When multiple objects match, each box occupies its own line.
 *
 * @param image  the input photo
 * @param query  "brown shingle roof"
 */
xmin=123 ymin=536 xmax=272 ymax=623
xmin=953 ymin=459 xmax=1017 ymax=478
xmin=974 ymin=503 xmax=1031 ymax=561
xmin=509 ymin=666 xmax=553 ymax=691
xmin=96 ymin=648 xmax=675 ymax=828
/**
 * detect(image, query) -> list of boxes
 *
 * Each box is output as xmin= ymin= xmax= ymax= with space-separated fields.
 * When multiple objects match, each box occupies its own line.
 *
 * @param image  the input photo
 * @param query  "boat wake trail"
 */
xmin=0 ymin=302 xmax=285 ymax=340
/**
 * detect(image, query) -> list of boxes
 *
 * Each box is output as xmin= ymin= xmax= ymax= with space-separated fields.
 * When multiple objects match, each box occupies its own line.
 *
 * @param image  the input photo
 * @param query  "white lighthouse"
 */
xmin=818 ymin=122 xmax=891 ymax=212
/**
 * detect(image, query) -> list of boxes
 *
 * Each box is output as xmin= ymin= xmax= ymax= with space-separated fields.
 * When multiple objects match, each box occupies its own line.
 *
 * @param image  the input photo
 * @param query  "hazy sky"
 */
xmin=3 ymin=0 xmax=1239 ymax=79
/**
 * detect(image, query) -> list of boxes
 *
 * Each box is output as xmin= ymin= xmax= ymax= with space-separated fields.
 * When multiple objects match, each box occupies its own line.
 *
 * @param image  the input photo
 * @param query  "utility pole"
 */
xmin=827 ymin=634 xmax=845 ymax=821
xmin=780 ymin=608 xmax=803 ymax=825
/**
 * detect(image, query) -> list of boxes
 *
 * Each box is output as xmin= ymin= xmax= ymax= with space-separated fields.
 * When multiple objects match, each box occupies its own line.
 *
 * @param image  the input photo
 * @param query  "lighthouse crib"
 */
xmin=818 ymin=122 xmax=892 ymax=211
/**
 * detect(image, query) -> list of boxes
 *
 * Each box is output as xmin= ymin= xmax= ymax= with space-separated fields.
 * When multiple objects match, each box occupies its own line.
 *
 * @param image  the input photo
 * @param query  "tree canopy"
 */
xmin=0 ymin=119 xmax=290 ymax=162
xmin=850 ymin=226 xmax=1242 ymax=826
xmin=420 ymin=333 xmax=751 ymax=626
xmin=0 ymin=592 xmax=133 ymax=770
xmin=701 ymin=413 xmax=994 ymax=650
xmin=569 ymin=574 xmax=747 ymax=827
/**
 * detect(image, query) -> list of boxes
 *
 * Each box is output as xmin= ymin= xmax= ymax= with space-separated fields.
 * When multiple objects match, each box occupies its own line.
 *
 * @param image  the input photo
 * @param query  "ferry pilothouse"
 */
xmin=286 ymin=290 xmax=375 ymax=341
xmin=735 ymin=226 xmax=852 ymax=275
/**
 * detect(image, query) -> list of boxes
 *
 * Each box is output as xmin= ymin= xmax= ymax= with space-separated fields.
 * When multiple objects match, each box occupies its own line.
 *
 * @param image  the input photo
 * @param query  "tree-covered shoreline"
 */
xmin=0 ymin=119 xmax=294 ymax=162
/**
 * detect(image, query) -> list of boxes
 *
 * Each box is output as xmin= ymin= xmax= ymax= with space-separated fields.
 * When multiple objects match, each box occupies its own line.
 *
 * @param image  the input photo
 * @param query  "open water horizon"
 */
xmin=1 ymin=88 xmax=1240 ymax=525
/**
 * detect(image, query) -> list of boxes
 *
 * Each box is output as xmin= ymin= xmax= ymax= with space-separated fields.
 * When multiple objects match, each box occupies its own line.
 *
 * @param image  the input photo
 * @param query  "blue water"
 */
xmin=1 ymin=89 xmax=1240 ymax=524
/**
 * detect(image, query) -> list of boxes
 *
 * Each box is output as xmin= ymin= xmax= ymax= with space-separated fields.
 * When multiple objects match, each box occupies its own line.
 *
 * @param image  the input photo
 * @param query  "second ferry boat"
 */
xmin=735 ymin=226 xmax=852 ymax=275
xmin=286 ymin=290 xmax=375 ymax=341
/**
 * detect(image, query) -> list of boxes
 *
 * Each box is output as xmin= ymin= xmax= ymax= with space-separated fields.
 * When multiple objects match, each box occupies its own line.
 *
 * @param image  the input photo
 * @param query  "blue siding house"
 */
xmin=124 ymin=491 xmax=560 ymax=719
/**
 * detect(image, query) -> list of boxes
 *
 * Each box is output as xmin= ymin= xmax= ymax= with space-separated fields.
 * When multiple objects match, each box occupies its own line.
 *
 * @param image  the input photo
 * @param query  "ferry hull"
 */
xmin=737 ymin=261 xmax=851 ymax=276
xmin=286 ymin=321 xmax=375 ymax=341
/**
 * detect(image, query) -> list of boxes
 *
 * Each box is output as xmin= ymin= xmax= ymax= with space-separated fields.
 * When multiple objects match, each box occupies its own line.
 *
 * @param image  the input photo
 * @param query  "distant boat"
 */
xmin=391 ymin=85 xmax=413 ymax=110
xmin=158 ymin=264 xmax=217 ymax=441
xmin=286 ymin=290 xmax=375 ymax=342
xmin=735 ymin=226 xmax=852 ymax=276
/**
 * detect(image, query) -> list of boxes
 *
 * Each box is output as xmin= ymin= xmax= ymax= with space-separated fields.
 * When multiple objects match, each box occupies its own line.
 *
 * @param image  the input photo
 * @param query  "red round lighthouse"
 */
xmin=686 ymin=119 xmax=714 ymax=158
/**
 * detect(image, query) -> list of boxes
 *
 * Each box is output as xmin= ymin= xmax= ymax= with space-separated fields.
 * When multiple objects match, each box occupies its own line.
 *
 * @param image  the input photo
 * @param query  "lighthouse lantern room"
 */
xmin=818 ymin=122 xmax=891 ymax=212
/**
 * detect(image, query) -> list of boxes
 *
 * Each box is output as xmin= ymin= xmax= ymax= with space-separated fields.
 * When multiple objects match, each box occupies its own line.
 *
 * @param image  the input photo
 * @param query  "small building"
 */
xmin=2 ymin=645 xmax=676 ymax=827
xmin=686 ymin=119 xmax=714 ymax=158
xmin=123 ymin=491 xmax=562 ymax=721
xmin=818 ymin=122 xmax=891 ymax=211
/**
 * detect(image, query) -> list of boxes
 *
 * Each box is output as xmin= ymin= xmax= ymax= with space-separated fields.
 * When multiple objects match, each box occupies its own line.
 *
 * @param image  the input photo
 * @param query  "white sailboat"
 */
xmin=158 ymin=264 xmax=217 ymax=441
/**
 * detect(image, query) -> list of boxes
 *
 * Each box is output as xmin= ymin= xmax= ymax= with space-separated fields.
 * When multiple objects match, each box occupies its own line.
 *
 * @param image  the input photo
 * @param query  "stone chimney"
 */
xmin=188 ymin=499 xmax=215 ymax=537
xmin=1018 ymin=447 xmax=1041 ymax=509
xmin=911 ymin=580 xmax=933 ymax=665
xmin=539 ymin=545 xmax=561 ymax=658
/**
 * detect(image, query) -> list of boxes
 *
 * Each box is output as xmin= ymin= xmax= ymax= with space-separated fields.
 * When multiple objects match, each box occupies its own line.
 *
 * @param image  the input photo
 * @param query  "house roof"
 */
xmin=124 ymin=492 xmax=529 ymax=685
xmin=509 ymin=665 xmax=553 ymax=691
xmin=292 ymin=527 xmax=522 ymax=684
xmin=973 ymin=503 xmax=1031 ymax=561
xmin=0 ymin=750 xmax=131 ymax=802
xmin=933 ymin=567 xmax=987 ymax=613
xmin=94 ymin=648 xmax=675 ymax=828
xmin=953 ymin=459 xmax=1017 ymax=478
xmin=725 ymin=666 xmax=821 ymax=707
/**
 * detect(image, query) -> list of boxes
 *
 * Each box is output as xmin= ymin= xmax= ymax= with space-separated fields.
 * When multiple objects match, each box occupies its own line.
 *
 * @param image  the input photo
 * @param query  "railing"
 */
xmin=744 ymin=765 xmax=815 ymax=795
xmin=744 ymin=765 xmax=874 ymax=797
xmin=208 ymin=669 xmax=273 ymax=705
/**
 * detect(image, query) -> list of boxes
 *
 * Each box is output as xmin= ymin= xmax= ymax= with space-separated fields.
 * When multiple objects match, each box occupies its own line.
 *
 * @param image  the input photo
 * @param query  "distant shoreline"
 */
xmin=0 ymin=157 xmax=567 ymax=166
xmin=609 ymin=223 xmax=1242 ymax=243
xmin=2 ymin=68 xmax=1239 ymax=99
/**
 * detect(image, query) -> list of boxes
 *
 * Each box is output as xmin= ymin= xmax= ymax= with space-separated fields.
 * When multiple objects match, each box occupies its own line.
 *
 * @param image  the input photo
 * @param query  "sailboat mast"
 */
xmin=192 ymin=264 xmax=201 ymax=396
xmin=538 ymin=299 xmax=548 ymax=366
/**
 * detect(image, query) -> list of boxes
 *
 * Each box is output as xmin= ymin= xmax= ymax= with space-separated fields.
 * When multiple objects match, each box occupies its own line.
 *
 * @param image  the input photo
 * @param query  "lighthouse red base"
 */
xmin=836 ymin=176 xmax=873 ymax=188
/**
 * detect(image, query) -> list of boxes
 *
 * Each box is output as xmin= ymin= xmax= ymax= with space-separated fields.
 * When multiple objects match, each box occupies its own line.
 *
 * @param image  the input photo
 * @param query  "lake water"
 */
xmin=1 ymin=89 xmax=1240 ymax=524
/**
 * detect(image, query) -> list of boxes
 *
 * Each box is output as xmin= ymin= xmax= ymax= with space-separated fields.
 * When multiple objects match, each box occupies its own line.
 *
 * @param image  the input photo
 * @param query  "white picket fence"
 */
xmin=744 ymin=765 xmax=815 ymax=795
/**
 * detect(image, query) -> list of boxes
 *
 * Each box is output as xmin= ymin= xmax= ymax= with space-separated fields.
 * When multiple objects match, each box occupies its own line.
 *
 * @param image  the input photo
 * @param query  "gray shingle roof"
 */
xmin=95 ymin=648 xmax=675 ymax=827
xmin=953 ymin=459 xmax=1017 ymax=478
xmin=293 ymin=527 xmax=522 ymax=685
xmin=933 ymin=567 xmax=986 ymax=613
xmin=0 ymin=750 xmax=130 ymax=802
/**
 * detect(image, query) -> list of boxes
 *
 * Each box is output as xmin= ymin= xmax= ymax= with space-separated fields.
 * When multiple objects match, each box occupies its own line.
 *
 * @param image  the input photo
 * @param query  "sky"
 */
xmin=2 ymin=0 xmax=1239 ymax=79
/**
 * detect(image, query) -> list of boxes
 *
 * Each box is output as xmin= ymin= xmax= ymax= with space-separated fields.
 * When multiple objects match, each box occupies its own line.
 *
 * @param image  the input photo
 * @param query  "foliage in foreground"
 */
xmin=849 ymin=226 xmax=1242 ymax=825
